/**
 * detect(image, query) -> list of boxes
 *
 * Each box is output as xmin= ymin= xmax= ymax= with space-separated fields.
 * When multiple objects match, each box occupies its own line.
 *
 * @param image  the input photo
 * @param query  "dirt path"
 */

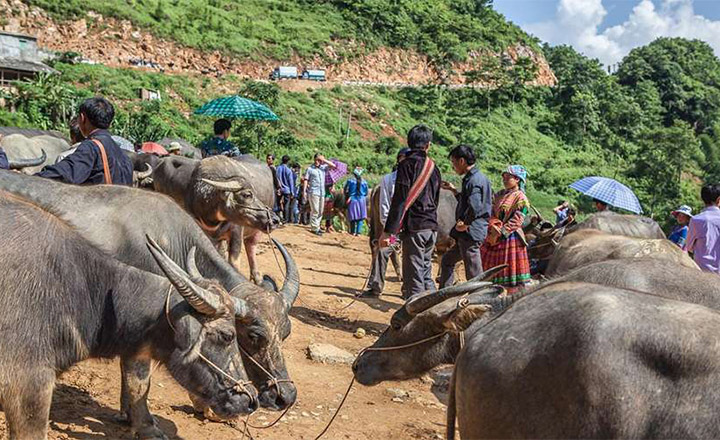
xmin=0 ymin=225 xmax=450 ymax=440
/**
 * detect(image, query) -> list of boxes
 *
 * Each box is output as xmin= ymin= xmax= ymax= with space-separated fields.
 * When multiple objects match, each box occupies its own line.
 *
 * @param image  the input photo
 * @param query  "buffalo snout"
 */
xmin=259 ymin=381 xmax=297 ymax=410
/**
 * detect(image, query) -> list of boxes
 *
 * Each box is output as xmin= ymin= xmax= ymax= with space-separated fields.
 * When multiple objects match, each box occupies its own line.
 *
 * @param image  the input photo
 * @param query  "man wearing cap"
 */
xmin=668 ymin=205 xmax=692 ymax=247
xmin=360 ymin=147 xmax=410 ymax=297
xmin=167 ymin=141 xmax=182 ymax=155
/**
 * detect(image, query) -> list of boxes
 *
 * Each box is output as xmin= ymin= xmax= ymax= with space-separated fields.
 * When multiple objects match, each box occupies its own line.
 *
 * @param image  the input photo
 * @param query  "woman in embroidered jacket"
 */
xmin=481 ymin=165 xmax=532 ymax=293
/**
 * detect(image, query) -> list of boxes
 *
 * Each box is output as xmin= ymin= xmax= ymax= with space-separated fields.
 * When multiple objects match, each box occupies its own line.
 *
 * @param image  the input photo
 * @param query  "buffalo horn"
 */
xmin=405 ymin=264 xmax=509 ymax=316
xmin=270 ymin=238 xmax=301 ymax=313
xmin=201 ymin=178 xmax=243 ymax=192
xmin=8 ymin=149 xmax=47 ymax=169
xmin=185 ymin=246 xmax=203 ymax=283
xmin=146 ymin=235 xmax=221 ymax=316
xmin=136 ymin=163 xmax=153 ymax=180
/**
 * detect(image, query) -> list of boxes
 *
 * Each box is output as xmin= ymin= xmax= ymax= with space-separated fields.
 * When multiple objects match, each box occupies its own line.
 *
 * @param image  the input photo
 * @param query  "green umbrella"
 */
xmin=193 ymin=95 xmax=279 ymax=121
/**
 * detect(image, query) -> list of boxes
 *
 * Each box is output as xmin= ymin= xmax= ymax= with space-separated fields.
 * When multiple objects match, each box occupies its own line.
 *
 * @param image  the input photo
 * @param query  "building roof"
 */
xmin=0 ymin=57 xmax=57 ymax=74
xmin=0 ymin=31 xmax=37 ymax=40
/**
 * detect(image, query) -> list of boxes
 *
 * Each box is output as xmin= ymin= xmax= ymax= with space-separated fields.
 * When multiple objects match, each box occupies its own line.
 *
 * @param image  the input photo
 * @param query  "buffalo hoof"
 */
xmin=113 ymin=412 xmax=130 ymax=425
xmin=134 ymin=423 xmax=168 ymax=440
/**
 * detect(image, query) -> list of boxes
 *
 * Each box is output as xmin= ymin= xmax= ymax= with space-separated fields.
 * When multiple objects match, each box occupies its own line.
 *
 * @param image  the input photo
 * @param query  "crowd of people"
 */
xmin=4 ymin=96 xmax=720 ymax=301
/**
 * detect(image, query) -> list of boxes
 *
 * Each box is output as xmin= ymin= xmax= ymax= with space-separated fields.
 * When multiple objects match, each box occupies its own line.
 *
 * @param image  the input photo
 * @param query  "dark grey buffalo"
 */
xmin=0 ymin=194 xmax=253 ymax=439
xmin=152 ymin=154 xmax=280 ymax=283
xmin=125 ymin=151 xmax=158 ymax=187
xmin=0 ymin=129 xmax=72 ymax=173
xmin=546 ymin=228 xmax=697 ymax=276
xmin=0 ymin=171 xmax=299 ymax=413
xmin=571 ymin=210 xmax=665 ymax=238
xmin=354 ymin=258 xmax=720 ymax=385
xmin=450 ymin=282 xmax=720 ymax=439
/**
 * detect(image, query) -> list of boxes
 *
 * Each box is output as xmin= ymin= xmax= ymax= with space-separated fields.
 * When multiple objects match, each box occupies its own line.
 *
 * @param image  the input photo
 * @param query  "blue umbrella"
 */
xmin=569 ymin=176 xmax=643 ymax=214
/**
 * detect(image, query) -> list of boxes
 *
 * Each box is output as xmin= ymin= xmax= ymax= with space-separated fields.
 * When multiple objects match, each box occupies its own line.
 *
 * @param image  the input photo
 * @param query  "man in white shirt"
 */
xmin=361 ymin=148 xmax=410 ymax=297
xmin=302 ymin=153 xmax=336 ymax=235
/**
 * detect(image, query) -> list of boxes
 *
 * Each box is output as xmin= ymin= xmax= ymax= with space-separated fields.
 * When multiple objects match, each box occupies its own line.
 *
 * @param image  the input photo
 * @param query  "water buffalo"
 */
xmin=0 ymin=130 xmax=72 ymax=173
xmin=124 ymin=151 xmax=159 ymax=187
xmin=572 ymin=210 xmax=665 ymax=238
xmin=152 ymin=154 xmax=280 ymax=283
xmin=0 ymin=172 xmax=300 ymax=413
xmin=353 ymin=258 xmax=720 ymax=386
xmin=0 ymin=193 xmax=254 ymax=439
xmin=450 ymin=282 xmax=720 ymax=439
xmin=545 ymin=228 xmax=697 ymax=276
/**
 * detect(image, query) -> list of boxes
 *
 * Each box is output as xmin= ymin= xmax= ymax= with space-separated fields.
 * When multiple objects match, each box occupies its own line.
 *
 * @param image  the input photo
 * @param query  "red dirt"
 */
xmin=0 ymin=226 xmax=451 ymax=440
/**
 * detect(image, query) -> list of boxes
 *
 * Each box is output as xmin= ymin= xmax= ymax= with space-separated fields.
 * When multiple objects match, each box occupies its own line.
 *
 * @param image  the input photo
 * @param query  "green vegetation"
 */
xmin=22 ymin=0 xmax=533 ymax=67
xmin=3 ymin=35 xmax=719 ymax=228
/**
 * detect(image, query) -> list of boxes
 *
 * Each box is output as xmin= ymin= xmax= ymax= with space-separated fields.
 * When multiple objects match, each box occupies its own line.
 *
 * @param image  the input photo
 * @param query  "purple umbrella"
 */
xmin=325 ymin=159 xmax=347 ymax=185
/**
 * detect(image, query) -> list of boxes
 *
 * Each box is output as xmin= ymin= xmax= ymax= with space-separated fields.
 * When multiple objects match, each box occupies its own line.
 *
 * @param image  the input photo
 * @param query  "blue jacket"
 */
xmin=344 ymin=177 xmax=368 ymax=201
xmin=277 ymin=164 xmax=295 ymax=195
xmin=36 ymin=129 xmax=133 ymax=185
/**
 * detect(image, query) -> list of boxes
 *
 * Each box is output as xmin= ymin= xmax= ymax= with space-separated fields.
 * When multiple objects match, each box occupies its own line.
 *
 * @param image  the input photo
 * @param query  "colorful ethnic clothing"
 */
xmin=481 ymin=188 xmax=531 ymax=293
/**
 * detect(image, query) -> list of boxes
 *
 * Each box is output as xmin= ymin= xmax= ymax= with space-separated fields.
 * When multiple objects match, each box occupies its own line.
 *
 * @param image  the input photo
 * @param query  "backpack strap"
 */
xmin=90 ymin=138 xmax=112 ymax=185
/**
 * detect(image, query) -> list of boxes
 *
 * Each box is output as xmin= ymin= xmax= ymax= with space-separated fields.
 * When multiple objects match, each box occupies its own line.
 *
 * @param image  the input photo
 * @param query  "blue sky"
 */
xmin=493 ymin=0 xmax=720 ymax=65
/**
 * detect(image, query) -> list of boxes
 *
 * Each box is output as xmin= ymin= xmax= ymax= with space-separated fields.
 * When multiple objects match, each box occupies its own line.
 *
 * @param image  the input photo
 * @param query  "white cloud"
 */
xmin=526 ymin=0 xmax=720 ymax=66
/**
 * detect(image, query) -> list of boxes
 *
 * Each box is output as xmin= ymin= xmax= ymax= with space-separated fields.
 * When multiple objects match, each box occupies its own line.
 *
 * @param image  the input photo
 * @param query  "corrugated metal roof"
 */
xmin=0 ymin=57 xmax=57 ymax=74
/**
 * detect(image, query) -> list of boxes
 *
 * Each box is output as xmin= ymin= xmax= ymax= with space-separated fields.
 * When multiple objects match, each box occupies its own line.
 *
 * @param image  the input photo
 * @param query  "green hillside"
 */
xmin=22 ymin=0 xmax=533 ymax=67
xmin=4 ymin=0 xmax=720 ymax=228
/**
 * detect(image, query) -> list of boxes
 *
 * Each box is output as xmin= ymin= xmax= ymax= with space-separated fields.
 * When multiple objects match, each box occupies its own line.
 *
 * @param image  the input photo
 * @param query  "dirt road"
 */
xmin=0 ymin=225 xmax=450 ymax=440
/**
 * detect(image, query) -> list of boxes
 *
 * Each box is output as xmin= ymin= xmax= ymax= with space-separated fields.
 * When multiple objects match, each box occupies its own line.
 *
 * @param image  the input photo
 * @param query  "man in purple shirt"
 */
xmin=685 ymin=184 xmax=720 ymax=274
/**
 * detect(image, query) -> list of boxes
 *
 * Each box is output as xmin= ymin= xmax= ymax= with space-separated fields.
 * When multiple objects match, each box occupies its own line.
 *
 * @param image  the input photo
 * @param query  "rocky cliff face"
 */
xmin=1 ymin=0 xmax=556 ymax=87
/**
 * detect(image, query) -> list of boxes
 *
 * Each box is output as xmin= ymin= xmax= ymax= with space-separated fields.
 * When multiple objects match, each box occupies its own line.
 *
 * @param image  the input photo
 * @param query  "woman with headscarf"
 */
xmin=344 ymin=167 xmax=369 ymax=236
xmin=481 ymin=165 xmax=532 ymax=293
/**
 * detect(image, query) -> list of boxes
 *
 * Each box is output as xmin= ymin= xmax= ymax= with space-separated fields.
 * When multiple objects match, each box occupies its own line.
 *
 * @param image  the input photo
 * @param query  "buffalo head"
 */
xmin=353 ymin=268 xmax=506 ymax=386
xmin=191 ymin=156 xmax=280 ymax=231
xmin=147 ymin=236 xmax=259 ymax=418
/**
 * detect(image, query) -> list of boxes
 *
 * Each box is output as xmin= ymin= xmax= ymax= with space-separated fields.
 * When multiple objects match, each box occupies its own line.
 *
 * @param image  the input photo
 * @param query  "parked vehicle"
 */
xmin=270 ymin=66 xmax=298 ymax=80
xmin=302 ymin=69 xmax=326 ymax=82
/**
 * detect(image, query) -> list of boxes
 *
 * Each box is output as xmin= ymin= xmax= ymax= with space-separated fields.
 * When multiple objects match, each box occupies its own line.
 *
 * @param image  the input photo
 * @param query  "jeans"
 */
xmin=438 ymin=235 xmax=483 ymax=288
xmin=280 ymin=193 xmax=292 ymax=222
xmin=401 ymin=229 xmax=437 ymax=300
xmin=350 ymin=220 xmax=364 ymax=235
xmin=290 ymin=198 xmax=299 ymax=224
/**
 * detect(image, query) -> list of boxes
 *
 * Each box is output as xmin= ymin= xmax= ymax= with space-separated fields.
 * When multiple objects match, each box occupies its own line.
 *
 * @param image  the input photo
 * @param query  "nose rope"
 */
xmin=164 ymin=286 xmax=256 ymax=403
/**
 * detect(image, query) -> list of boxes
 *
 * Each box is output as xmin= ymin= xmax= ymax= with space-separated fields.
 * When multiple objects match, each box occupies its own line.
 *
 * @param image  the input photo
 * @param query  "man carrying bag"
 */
xmin=380 ymin=124 xmax=441 ymax=300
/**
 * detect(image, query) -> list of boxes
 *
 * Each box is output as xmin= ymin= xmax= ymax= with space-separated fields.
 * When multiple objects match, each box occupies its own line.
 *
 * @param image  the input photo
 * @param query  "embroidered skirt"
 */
xmin=481 ymin=232 xmax=531 ymax=293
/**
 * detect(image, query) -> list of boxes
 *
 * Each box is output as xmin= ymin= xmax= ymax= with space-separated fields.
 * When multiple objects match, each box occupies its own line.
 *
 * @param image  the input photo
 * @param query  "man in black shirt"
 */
xmin=380 ymin=124 xmax=441 ymax=300
xmin=439 ymin=145 xmax=493 ymax=288
xmin=36 ymin=97 xmax=132 ymax=185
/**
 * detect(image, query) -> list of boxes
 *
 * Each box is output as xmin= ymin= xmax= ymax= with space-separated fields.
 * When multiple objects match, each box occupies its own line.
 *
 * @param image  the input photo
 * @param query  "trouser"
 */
xmin=367 ymin=245 xmax=394 ymax=294
xmin=309 ymin=194 xmax=324 ymax=232
xmin=290 ymin=198 xmax=299 ymax=224
xmin=350 ymin=220 xmax=363 ymax=235
xmin=401 ymin=230 xmax=437 ymax=300
xmin=281 ymin=194 xmax=292 ymax=222
xmin=438 ymin=235 xmax=483 ymax=288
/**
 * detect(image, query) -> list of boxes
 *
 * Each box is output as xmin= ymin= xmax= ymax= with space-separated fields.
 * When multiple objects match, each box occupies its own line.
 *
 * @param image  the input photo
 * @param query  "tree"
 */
xmin=617 ymin=38 xmax=720 ymax=134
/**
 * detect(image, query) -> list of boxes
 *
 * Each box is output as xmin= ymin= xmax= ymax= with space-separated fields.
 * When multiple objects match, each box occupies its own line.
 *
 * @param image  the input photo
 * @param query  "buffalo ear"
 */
xmin=424 ymin=297 xmax=492 ymax=333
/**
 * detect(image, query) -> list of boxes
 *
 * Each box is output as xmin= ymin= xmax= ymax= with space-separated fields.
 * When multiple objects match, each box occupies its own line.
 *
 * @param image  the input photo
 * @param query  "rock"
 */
xmin=301 ymin=411 xmax=310 ymax=417
xmin=354 ymin=327 xmax=366 ymax=339
xmin=307 ymin=343 xmax=355 ymax=365
xmin=385 ymin=388 xmax=411 ymax=400
xmin=391 ymin=397 xmax=404 ymax=403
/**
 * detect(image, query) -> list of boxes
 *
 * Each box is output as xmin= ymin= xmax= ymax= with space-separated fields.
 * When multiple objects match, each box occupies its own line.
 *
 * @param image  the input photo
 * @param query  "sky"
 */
xmin=493 ymin=0 xmax=720 ymax=66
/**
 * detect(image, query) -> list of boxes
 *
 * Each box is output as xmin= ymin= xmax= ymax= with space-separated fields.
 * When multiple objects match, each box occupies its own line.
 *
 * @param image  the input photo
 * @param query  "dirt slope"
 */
xmin=0 ymin=225 xmax=452 ymax=440
xmin=1 ymin=0 xmax=556 ymax=86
